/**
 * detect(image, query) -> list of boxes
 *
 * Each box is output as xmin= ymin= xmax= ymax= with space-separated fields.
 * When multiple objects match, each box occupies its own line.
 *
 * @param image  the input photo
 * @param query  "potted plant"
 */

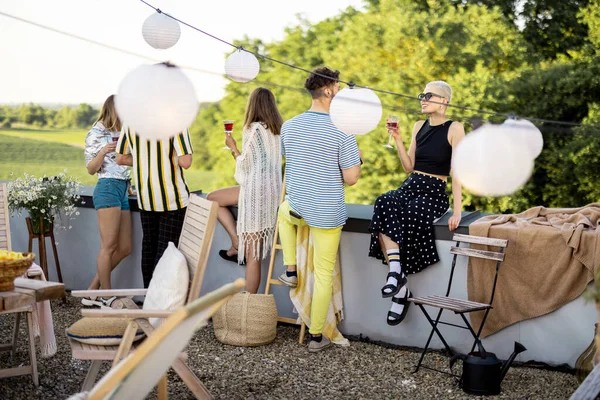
xmin=7 ymin=171 xmax=82 ymax=235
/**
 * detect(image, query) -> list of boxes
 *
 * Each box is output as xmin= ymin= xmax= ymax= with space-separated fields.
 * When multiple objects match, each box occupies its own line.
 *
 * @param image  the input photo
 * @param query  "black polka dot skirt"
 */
xmin=368 ymin=172 xmax=449 ymax=274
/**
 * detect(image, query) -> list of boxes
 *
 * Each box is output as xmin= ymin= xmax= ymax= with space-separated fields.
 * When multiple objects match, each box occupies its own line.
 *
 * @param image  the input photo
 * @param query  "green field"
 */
xmin=0 ymin=128 xmax=218 ymax=192
xmin=0 ymin=127 xmax=88 ymax=148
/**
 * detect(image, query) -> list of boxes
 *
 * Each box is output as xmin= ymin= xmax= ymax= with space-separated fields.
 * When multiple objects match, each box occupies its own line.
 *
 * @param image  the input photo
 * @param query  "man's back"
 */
xmin=281 ymin=111 xmax=360 ymax=229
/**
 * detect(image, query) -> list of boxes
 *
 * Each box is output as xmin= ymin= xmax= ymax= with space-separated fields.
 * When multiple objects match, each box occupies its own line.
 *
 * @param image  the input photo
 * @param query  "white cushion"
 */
xmin=143 ymin=242 xmax=189 ymax=327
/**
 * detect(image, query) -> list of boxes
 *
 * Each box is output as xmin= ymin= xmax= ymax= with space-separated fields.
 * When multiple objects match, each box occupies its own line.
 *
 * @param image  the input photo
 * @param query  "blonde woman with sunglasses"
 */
xmin=368 ymin=80 xmax=466 ymax=325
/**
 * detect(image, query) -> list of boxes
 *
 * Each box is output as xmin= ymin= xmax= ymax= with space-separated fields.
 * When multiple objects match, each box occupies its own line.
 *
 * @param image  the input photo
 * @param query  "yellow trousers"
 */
xmin=278 ymin=200 xmax=342 ymax=335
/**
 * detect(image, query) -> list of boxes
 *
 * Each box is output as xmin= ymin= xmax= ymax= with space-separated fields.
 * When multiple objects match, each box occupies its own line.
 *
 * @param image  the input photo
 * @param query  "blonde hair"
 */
xmin=427 ymin=81 xmax=452 ymax=103
xmin=96 ymin=95 xmax=122 ymax=132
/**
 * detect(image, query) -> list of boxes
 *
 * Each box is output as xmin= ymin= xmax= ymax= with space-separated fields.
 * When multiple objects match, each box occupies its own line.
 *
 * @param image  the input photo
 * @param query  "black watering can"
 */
xmin=449 ymin=342 xmax=527 ymax=396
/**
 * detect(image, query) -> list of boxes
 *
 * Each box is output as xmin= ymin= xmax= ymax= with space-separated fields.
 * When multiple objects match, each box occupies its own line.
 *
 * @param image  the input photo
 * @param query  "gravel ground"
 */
xmin=0 ymin=297 xmax=579 ymax=399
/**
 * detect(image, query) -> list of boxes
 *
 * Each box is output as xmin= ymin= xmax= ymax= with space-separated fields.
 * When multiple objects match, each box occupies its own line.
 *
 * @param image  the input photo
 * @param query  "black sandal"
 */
xmin=219 ymin=249 xmax=238 ymax=263
xmin=381 ymin=272 xmax=407 ymax=298
xmin=387 ymin=290 xmax=411 ymax=326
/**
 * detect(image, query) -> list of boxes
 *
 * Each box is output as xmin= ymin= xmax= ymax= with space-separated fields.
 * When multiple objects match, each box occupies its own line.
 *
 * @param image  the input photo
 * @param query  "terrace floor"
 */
xmin=0 ymin=296 xmax=580 ymax=399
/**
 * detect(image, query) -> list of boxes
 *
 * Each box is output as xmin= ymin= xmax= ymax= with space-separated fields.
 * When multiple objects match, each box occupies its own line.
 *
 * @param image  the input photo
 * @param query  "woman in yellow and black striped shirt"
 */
xmin=116 ymin=127 xmax=193 ymax=287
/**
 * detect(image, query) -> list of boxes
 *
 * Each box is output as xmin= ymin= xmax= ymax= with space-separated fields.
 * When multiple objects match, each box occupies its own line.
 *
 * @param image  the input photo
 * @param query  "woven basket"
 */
xmin=213 ymin=292 xmax=278 ymax=347
xmin=0 ymin=252 xmax=35 ymax=291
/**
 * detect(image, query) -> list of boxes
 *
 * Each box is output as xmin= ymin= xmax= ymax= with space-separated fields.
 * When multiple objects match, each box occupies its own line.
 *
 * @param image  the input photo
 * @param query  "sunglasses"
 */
xmin=417 ymin=92 xmax=446 ymax=101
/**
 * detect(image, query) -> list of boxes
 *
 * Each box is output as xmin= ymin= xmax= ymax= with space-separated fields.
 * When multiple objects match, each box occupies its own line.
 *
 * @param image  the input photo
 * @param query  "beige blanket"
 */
xmin=468 ymin=203 xmax=600 ymax=338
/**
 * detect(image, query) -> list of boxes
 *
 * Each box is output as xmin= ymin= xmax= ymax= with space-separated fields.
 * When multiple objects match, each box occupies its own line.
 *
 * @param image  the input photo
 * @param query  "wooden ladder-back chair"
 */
xmin=69 ymin=194 xmax=219 ymax=397
xmin=0 ymin=183 xmax=11 ymax=251
xmin=408 ymin=233 xmax=508 ymax=376
xmin=67 ymin=279 xmax=245 ymax=400
xmin=0 ymin=183 xmax=40 ymax=386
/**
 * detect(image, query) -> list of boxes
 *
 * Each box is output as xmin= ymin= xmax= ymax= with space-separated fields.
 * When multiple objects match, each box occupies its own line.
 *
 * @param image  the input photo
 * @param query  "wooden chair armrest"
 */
xmin=71 ymin=289 xmax=148 ymax=298
xmin=27 ymin=270 xmax=42 ymax=278
xmin=81 ymin=309 xmax=173 ymax=318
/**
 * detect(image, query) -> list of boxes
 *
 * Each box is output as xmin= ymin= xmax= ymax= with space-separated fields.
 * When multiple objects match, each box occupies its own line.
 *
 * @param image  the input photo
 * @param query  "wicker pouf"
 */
xmin=213 ymin=292 xmax=278 ymax=347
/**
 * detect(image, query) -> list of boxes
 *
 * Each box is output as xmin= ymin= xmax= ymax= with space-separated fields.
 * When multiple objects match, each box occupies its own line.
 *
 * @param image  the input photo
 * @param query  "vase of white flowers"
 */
xmin=8 ymin=172 xmax=82 ymax=234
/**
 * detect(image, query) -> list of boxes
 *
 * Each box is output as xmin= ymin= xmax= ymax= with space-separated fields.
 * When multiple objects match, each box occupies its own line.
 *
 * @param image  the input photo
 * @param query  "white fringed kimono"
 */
xmin=234 ymin=122 xmax=282 ymax=263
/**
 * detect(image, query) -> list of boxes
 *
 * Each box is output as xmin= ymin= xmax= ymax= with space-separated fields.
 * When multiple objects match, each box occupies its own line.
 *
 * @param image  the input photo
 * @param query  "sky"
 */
xmin=0 ymin=0 xmax=365 ymax=105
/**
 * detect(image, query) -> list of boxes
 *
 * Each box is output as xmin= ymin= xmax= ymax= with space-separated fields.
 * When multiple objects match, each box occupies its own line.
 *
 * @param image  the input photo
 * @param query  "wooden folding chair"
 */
xmin=408 ymin=233 xmax=508 ymax=376
xmin=0 ymin=183 xmax=40 ymax=386
xmin=66 ymin=279 xmax=245 ymax=400
xmin=68 ymin=194 xmax=219 ymax=397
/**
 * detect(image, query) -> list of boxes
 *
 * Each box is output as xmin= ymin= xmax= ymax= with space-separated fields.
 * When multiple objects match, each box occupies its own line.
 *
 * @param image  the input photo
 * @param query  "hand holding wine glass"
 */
xmin=225 ymin=134 xmax=237 ymax=151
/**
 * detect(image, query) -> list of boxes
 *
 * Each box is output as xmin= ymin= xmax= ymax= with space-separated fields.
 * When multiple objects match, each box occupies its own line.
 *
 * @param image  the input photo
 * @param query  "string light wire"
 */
xmin=1 ymin=8 xmax=599 ymax=135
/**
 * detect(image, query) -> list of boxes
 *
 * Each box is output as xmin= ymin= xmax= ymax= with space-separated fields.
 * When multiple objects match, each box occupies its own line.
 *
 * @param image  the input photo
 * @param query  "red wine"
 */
xmin=112 ymin=137 xmax=119 ymax=142
xmin=224 ymin=123 xmax=234 ymax=132
xmin=387 ymin=122 xmax=398 ymax=129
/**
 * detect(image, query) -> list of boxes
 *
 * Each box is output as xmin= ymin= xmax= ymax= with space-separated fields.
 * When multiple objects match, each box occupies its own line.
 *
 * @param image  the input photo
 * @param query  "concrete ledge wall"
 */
xmin=6 ymin=187 xmax=595 ymax=367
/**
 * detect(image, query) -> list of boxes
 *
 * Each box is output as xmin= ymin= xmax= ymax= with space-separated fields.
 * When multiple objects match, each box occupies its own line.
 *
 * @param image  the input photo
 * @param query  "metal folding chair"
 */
xmin=408 ymin=233 xmax=508 ymax=376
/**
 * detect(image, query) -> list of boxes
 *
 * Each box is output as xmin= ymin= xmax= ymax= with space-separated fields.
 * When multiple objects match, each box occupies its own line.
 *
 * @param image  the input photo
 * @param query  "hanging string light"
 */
xmin=502 ymin=118 xmax=544 ymax=159
xmin=452 ymin=123 xmax=534 ymax=196
xmin=224 ymin=48 xmax=260 ymax=83
xmin=330 ymin=85 xmax=383 ymax=135
xmin=116 ymin=62 xmax=199 ymax=140
xmin=142 ymin=11 xmax=181 ymax=50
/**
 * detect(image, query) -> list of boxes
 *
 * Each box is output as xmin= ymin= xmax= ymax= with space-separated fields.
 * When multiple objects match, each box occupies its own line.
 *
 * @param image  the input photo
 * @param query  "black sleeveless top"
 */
xmin=413 ymin=119 xmax=453 ymax=176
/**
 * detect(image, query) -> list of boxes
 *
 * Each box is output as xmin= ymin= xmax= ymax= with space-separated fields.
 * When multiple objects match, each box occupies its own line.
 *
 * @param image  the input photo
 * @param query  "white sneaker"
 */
xmin=100 ymin=296 xmax=117 ymax=308
xmin=81 ymin=296 xmax=116 ymax=308
xmin=81 ymin=296 xmax=99 ymax=307
xmin=308 ymin=335 xmax=332 ymax=353
xmin=278 ymin=272 xmax=298 ymax=288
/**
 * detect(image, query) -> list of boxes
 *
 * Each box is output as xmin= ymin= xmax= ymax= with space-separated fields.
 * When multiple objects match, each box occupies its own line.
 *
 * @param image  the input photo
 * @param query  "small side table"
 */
xmin=25 ymin=217 xmax=64 ymax=285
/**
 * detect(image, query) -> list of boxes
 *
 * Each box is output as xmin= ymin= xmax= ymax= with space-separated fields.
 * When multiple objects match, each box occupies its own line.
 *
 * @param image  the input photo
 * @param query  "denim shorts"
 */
xmin=93 ymin=178 xmax=130 ymax=210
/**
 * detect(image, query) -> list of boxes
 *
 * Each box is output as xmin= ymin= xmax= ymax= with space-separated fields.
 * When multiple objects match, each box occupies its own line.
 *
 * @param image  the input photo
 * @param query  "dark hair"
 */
xmin=304 ymin=67 xmax=340 ymax=99
xmin=244 ymin=88 xmax=283 ymax=135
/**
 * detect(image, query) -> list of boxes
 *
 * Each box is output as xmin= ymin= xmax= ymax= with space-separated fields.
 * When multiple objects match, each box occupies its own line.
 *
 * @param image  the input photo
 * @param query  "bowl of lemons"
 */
xmin=0 ymin=250 xmax=36 ymax=291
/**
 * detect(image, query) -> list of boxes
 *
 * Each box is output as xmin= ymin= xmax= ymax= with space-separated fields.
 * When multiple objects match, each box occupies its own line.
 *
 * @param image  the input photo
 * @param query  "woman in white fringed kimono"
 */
xmin=207 ymin=88 xmax=282 ymax=293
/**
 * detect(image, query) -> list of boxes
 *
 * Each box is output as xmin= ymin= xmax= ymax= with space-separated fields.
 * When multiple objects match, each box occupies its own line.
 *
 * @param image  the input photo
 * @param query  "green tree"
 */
xmin=18 ymin=103 xmax=47 ymax=126
xmin=186 ymin=0 xmax=600 ymax=213
xmin=53 ymin=106 xmax=77 ymax=128
xmin=74 ymin=103 xmax=98 ymax=128
xmin=190 ymin=0 xmax=530 ymax=208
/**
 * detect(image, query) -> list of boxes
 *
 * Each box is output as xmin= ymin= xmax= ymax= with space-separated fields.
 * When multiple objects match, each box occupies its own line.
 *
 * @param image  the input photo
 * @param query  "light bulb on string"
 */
xmin=502 ymin=117 xmax=544 ymax=159
xmin=452 ymin=123 xmax=534 ymax=196
xmin=224 ymin=48 xmax=260 ymax=83
xmin=330 ymin=85 xmax=382 ymax=136
xmin=142 ymin=11 xmax=181 ymax=50
xmin=116 ymin=62 xmax=199 ymax=140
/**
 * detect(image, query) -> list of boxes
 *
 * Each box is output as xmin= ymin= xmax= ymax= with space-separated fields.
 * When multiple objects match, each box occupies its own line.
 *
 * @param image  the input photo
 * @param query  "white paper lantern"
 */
xmin=452 ymin=124 xmax=534 ymax=196
xmin=116 ymin=63 xmax=199 ymax=140
xmin=330 ymin=87 xmax=383 ymax=135
xmin=142 ymin=12 xmax=181 ymax=50
xmin=224 ymin=49 xmax=260 ymax=82
xmin=502 ymin=118 xmax=544 ymax=159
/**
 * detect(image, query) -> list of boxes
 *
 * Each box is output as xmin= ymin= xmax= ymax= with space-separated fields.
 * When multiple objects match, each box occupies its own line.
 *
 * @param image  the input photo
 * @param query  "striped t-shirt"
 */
xmin=117 ymin=128 xmax=193 ymax=212
xmin=281 ymin=111 xmax=360 ymax=228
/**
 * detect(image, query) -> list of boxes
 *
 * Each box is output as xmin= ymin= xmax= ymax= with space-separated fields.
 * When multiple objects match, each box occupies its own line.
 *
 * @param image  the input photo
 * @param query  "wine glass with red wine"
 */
xmin=222 ymin=120 xmax=234 ymax=150
xmin=384 ymin=115 xmax=400 ymax=148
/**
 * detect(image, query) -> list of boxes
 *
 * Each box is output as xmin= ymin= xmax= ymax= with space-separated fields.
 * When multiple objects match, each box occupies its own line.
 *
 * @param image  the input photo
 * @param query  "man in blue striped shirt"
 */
xmin=278 ymin=67 xmax=362 ymax=352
